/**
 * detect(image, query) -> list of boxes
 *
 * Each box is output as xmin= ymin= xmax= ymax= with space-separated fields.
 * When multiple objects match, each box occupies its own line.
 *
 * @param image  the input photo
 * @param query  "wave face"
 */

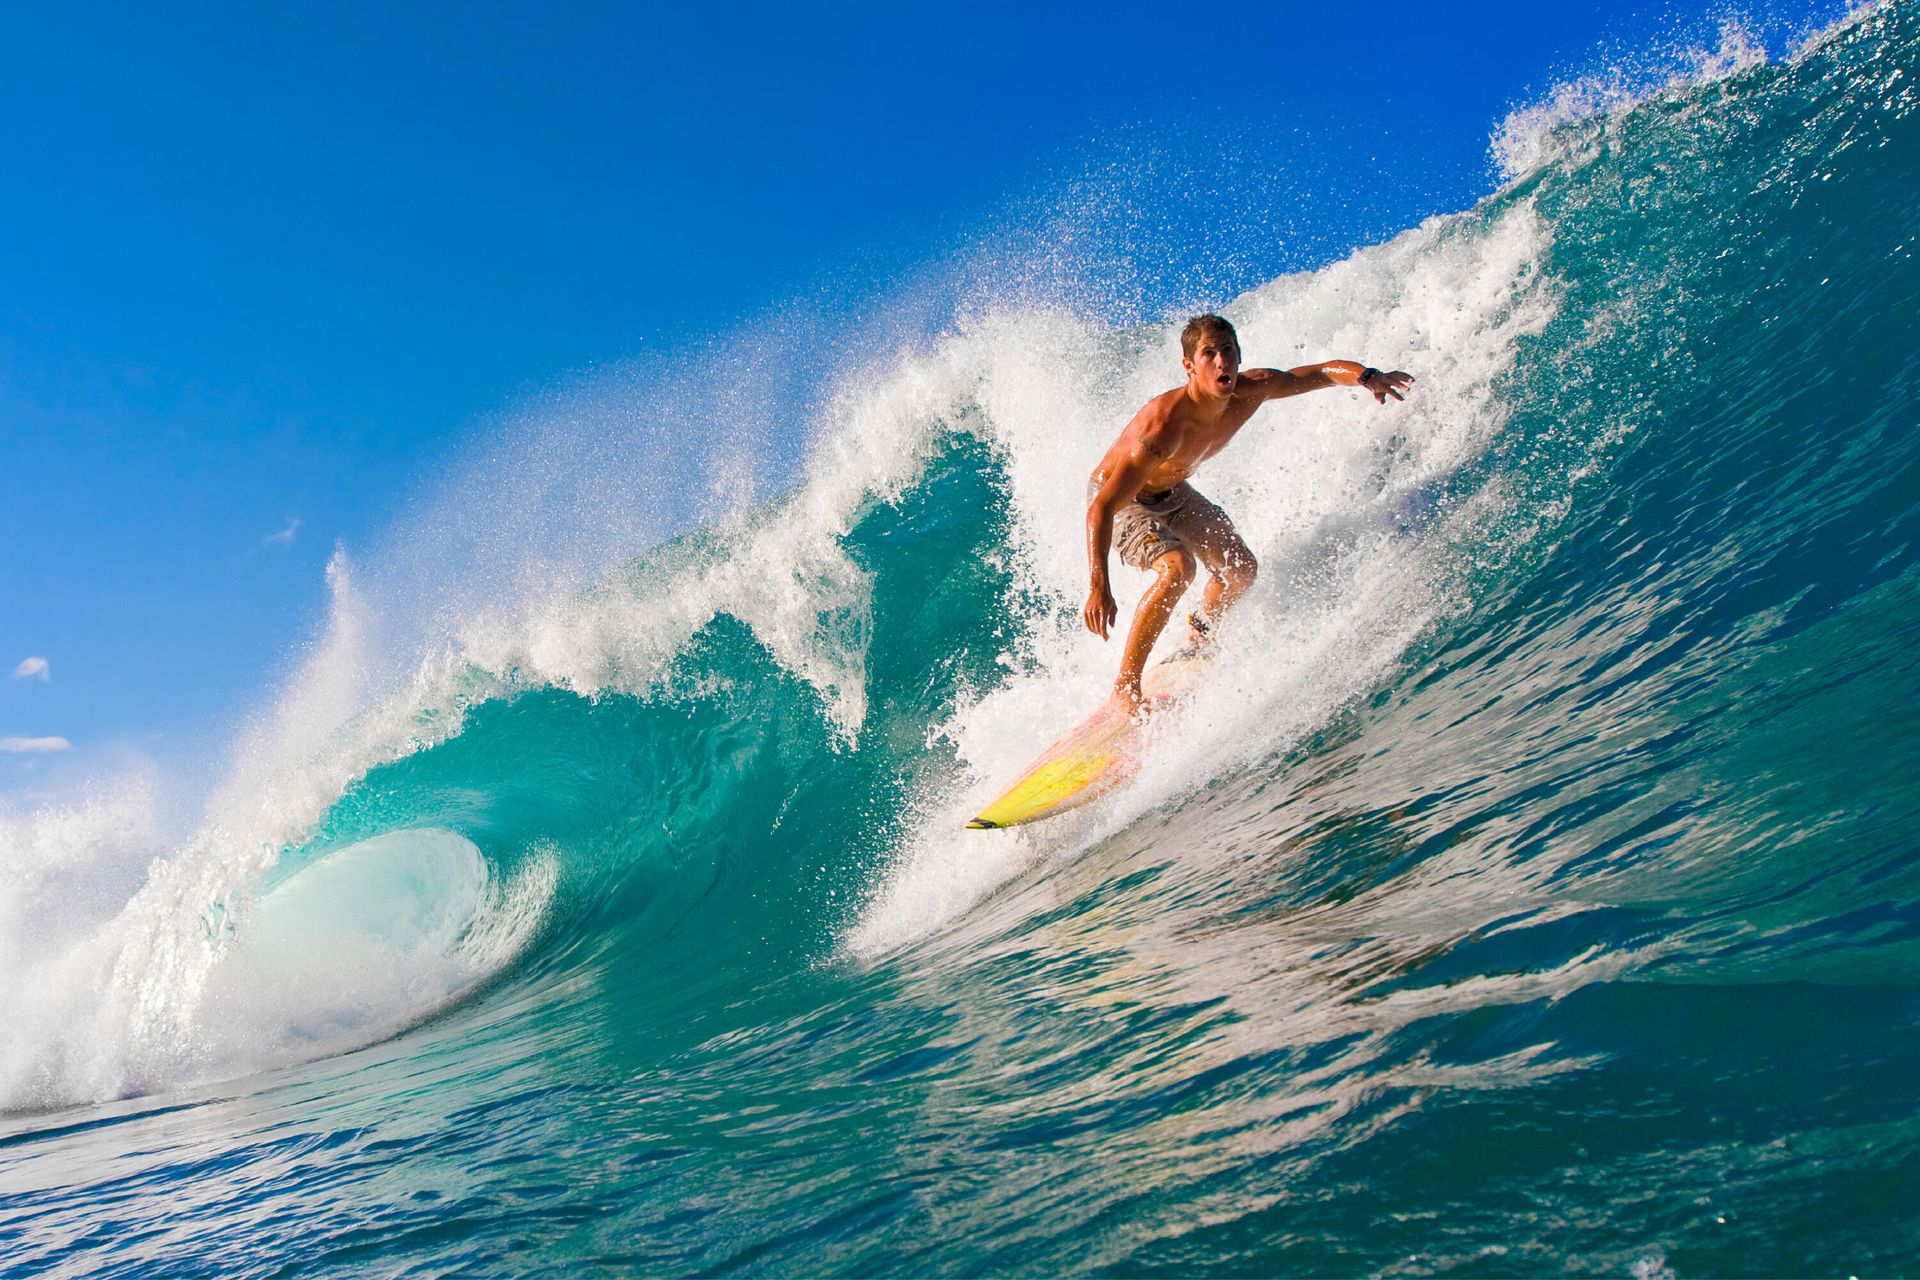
xmin=4 ymin=6 xmax=1918 ymax=1275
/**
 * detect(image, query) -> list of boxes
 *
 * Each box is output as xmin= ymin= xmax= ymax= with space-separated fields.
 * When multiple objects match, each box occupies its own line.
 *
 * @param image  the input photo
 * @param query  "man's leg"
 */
xmin=1190 ymin=534 xmax=1257 ymax=644
xmin=1115 ymin=548 xmax=1195 ymax=707
xmin=1154 ymin=487 xmax=1256 ymax=649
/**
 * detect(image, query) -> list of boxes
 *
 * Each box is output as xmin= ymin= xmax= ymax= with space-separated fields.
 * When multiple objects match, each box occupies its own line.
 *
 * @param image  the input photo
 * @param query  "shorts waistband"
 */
xmin=1085 ymin=479 xmax=1182 ymax=507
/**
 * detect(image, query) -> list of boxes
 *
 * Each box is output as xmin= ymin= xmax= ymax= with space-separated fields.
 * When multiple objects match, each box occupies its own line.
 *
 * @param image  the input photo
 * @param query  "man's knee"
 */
xmin=1154 ymin=547 xmax=1197 ymax=587
xmin=1219 ymin=543 xmax=1256 ymax=589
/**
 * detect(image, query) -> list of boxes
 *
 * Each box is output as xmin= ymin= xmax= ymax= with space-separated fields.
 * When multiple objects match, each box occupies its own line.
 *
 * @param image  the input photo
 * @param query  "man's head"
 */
xmin=1180 ymin=313 xmax=1240 ymax=397
xmin=1180 ymin=314 xmax=1239 ymax=361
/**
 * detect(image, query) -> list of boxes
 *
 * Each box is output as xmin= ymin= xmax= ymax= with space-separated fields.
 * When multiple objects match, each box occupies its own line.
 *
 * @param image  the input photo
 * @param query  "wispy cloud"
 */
xmin=264 ymin=516 xmax=300 ymax=548
xmin=10 ymin=656 xmax=50 ymax=682
xmin=0 ymin=735 xmax=71 ymax=753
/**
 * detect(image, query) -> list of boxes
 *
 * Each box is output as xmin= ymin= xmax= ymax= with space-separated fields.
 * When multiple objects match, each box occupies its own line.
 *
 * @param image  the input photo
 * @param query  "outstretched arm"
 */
xmin=1240 ymin=362 xmax=1415 ymax=405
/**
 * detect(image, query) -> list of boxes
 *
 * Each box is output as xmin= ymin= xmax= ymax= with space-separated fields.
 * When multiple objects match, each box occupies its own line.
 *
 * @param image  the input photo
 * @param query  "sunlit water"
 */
xmin=4 ymin=6 xmax=1918 ymax=1275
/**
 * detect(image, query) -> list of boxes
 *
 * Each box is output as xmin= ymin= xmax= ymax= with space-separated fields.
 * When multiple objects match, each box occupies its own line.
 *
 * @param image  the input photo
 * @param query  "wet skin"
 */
xmin=1085 ymin=338 xmax=1414 ymax=712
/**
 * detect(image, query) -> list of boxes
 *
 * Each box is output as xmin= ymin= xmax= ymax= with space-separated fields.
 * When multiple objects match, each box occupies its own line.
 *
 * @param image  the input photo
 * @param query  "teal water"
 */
xmin=4 ymin=6 xmax=1919 ymax=1275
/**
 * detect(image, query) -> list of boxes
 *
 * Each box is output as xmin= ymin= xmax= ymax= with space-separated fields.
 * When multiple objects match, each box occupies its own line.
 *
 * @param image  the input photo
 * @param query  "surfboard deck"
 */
xmin=966 ymin=652 xmax=1213 ymax=829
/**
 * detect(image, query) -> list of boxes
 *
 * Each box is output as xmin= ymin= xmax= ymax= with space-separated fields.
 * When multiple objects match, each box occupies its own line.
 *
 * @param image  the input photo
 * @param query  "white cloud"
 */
xmin=264 ymin=516 xmax=300 ymax=548
xmin=0 ymin=736 xmax=71 ymax=753
xmin=10 ymin=657 xmax=50 ymax=682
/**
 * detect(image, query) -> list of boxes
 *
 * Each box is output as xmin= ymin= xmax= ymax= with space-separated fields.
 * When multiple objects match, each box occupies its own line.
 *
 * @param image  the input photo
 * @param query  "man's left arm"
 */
xmin=1241 ymin=362 xmax=1415 ymax=405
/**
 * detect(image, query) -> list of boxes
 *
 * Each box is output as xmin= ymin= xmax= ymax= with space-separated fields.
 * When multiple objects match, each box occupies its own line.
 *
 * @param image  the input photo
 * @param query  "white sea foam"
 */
xmin=847 ymin=196 xmax=1559 ymax=958
xmin=0 ymin=783 xmax=168 ymax=1106
xmin=1489 ymin=16 xmax=1795 ymax=184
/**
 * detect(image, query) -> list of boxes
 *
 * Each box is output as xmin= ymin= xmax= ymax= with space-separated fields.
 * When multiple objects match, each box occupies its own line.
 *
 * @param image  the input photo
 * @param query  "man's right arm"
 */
xmin=1083 ymin=440 xmax=1162 ymax=639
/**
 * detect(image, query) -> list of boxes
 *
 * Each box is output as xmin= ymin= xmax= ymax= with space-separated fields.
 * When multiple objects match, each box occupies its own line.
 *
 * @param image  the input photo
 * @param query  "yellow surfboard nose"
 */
xmin=966 ymin=654 xmax=1214 ymax=830
xmin=968 ymin=751 xmax=1123 ymax=829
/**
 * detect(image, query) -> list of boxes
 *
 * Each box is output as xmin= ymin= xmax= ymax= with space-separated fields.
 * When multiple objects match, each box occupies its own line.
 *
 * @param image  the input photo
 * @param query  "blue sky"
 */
xmin=0 ymin=0 xmax=1846 ymax=797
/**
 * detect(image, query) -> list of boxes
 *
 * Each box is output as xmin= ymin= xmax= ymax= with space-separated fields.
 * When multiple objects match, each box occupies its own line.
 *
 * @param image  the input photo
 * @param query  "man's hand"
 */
xmin=1360 ymin=369 xmax=1416 ymax=404
xmin=1084 ymin=579 xmax=1118 ymax=640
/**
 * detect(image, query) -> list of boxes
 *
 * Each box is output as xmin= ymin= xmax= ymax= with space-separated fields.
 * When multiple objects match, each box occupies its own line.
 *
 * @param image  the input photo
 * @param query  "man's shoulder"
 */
xmin=1233 ymin=368 xmax=1290 ymax=398
xmin=1130 ymin=389 xmax=1189 ymax=446
xmin=1135 ymin=385 xmax=1188 ymax=425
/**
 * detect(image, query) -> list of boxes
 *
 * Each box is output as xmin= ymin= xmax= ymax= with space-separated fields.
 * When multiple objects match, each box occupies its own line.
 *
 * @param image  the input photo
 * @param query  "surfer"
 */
xmin=1085 ymin=314 xmax=1413 ymax=712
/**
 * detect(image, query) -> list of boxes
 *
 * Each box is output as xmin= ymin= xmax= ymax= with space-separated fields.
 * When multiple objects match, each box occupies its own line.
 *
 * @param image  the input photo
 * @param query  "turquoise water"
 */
xmin=5 ymin=6 xmax=1919 ymax=1275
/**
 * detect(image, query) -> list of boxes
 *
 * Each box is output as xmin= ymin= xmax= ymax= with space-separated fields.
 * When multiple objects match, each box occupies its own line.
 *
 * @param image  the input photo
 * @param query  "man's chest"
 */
xmin=1168 ymin=412 xmax=1255 ymax=466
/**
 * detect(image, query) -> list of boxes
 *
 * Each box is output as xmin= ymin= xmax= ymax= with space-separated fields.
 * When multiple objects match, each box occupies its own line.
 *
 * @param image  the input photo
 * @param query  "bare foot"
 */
xmin=1111 ymin=684 xmax=1172 ymax=722
xmin=1174 ymin=612 xmax=1214 ymax=659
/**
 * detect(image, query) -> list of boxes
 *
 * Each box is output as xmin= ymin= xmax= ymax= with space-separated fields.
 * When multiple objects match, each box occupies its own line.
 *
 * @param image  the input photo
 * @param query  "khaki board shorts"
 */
xmin=1091 ymin=480 xmax=1239 ymax=572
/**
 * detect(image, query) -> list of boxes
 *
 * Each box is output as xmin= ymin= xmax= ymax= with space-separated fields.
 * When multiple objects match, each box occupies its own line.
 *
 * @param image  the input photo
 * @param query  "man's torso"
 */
xmin=1096 ymin=384 xmax=1270 ymax=498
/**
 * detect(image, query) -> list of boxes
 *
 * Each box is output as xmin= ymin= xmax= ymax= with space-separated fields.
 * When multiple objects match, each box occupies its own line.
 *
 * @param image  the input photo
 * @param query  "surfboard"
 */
xmin=966 ymin=652 xmax=1214 ymax=829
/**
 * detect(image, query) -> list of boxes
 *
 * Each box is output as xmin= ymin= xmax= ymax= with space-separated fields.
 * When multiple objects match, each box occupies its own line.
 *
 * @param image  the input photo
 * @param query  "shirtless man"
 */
xmin=1085 ymin=313 xmax=1414 ymax=711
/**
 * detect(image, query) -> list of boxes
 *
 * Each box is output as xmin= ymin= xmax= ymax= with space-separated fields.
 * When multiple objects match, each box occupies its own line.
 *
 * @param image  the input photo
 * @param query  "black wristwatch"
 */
xmin=1359 ymin=366 xmax=1381 ymax=386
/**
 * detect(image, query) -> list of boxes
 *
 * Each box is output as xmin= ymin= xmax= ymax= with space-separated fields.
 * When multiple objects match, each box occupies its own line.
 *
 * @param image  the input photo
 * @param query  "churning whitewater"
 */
xmin=4 ymin=4 xmax=1919 ymax=1275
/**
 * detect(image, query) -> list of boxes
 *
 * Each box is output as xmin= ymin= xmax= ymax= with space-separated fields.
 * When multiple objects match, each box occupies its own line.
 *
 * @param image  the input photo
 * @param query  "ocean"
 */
xmin=4 ymin=4 xmax=1918 ymax=1275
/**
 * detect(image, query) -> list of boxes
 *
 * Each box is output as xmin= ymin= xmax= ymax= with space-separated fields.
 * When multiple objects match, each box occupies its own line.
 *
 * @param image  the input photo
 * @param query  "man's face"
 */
xmin=1184 ymin=336 xmax=1240 ymax=396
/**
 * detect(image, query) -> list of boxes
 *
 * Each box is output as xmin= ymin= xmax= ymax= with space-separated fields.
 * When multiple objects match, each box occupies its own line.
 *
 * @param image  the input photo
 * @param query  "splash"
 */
xmin=848 ymin=196 xmax=1559 ymax=955
xmin=1492 ymin=17 xmax=1773 ymax=182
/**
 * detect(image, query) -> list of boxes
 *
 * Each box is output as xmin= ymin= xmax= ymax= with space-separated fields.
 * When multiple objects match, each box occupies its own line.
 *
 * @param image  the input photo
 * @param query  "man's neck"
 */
xmin=1182 ymin=380 xmax=1231 ymax=420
